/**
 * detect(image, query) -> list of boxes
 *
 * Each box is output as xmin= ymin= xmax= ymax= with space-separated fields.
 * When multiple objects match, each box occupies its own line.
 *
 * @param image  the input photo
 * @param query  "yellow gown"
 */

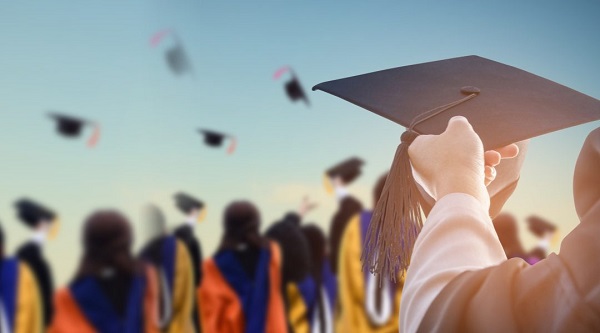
xmin=336 ymin=213 xmax=404 ymax=333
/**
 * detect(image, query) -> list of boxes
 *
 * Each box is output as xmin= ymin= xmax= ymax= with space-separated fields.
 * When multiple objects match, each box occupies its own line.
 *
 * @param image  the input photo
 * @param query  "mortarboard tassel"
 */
xmin=227 ymin=137 xmax=237 ymax=155
xmin=87 ymin=124 xmax=101 ymax=148
xmin=362 ymin=89 xmax=479 ymax=282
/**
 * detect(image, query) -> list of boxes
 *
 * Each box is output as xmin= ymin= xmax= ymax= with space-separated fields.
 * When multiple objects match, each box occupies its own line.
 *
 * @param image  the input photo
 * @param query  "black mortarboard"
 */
xmin=274 ymin=66 xmax=310 ymax=106
xmin=198 ymin=129 xmax=237 ymax=154
xmin=150 ymin=29 xmax=194 ymax=77
xmin=48 ymin=112 xmax=101 ymax=148
xmin=15 ymin=199 xmax=56 ymax=228
xmin=526 ymin=215 xmax=557 ymax=238
xmin=313 ymin=55 xmax=600 ymax=279
xmin=174 ymin=192 xmax=204 ymax=215
xmin=327 ymin=157 xmax=364 ymax=182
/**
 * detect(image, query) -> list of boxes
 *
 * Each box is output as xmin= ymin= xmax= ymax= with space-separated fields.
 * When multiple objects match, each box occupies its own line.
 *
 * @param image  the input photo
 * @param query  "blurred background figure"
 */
xmin=0 ymin=223 xmax=44 ymax=333
xmin=525 ymin=215 xmax=558 ymax=264
xmin=492 ymin=213 xmax=559 ymax=265
xmin=301 ymin=224 xmax=336 ymax=333
xmin=50 ymin=210 xmax=159 ymax=332
xmin=492 ymin=213 xmax=527 ymax=260
xmin=337 ymin=173 xmax=404 ymax=332
xmin=14 ymin=198 xmax=59 ymax=328
xmin=139 ymin=204 xmax=196 ymax=333
xmin=324 ymin=157 xmax=364 ymax=275
xmin=265 ymin=197 xmax=315 ymax=333
xmin=173 ymin=192 xmax=205 ymax=332
xmin=199 ymin=201 xmax=286 ymax=333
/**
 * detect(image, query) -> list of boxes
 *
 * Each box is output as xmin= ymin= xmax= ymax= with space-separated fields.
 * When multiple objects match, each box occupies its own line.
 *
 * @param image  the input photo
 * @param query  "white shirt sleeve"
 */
xmin=399 ymin=193 xmax=507 ymax=333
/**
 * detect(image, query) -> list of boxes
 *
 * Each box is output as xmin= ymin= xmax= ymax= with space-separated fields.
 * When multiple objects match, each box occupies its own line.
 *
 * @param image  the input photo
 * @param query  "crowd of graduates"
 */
xmin=0 ymin=156 xmax=558 ymax=333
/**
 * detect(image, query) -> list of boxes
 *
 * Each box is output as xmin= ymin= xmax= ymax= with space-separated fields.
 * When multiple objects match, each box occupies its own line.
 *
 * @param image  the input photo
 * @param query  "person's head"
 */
xmin=141 ymin=204 xmax=167 ymax=242
xmin=301 ymin=224 xmax=327 ymax=278
xmin=492 ymin=213 xmax=525 ymax=258
xmin=221 ymin=201 xmax=263 ymax=249
xmin=373 ymin=173 xmax=388 ymax=206
xmin=174 ymin=192 xmax=205 ymax=223
xmin=77 ymin=210 xmax=139 ymax=278
xmin=15 ymin=199 xmax=60 ymax=238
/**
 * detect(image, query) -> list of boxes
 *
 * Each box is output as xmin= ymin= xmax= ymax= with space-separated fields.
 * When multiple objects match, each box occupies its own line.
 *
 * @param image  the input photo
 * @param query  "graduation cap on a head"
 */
xmin=273 ymin=66 xmax=310 ymax=106
xmin=174 ymin=192 xmax=205 ymax=215
xmin=526 ymin=215 xmax=557 ymax=238
xmin=198 ymin=129 xmax=237 ymax=154
xmin=15 ymin=199 xmax=57 ymax=228
xmin=323 ymin=157 xmax=364 ymax=194
xmin=48 ymin=113 xmax=101 ymax=148
xmin=313 ymin=55 xmax=600 ymax=279
xmin=150 ymin=29 xmax=194 ymax=77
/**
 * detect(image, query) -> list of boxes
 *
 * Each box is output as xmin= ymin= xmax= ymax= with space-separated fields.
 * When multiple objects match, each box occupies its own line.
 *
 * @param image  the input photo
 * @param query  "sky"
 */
xmin=0 ymin=1 xmax=599 ymax=285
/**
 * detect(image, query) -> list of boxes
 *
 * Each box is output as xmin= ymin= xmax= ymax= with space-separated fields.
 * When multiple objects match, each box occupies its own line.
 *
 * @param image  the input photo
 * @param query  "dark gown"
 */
xmin=328 ymin=196 xmax=362 ymax=274
xmin=174 ymin=225 xmax=202 ymax=332
xmin=16 ymin=242 xmax=53 ymax=326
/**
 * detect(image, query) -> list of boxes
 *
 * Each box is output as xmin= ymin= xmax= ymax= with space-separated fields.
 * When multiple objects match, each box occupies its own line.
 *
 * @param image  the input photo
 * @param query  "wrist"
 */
xmin=436 ymin=174 xmax=489 ymax=210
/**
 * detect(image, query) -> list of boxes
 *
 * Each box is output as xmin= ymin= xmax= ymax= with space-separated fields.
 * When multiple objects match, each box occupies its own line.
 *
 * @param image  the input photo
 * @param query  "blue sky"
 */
xmin=0 ymin=1 xmax=599 ymax=284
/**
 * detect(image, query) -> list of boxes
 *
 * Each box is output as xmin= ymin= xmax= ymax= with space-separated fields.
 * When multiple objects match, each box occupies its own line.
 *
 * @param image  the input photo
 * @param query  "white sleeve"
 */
xmin=399 ymin=193 xmax=507 ymax=333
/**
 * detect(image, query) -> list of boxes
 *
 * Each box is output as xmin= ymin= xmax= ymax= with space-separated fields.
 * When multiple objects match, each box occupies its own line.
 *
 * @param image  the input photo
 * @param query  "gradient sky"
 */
xmin=0 ymin=1 xmax=599 ymax=285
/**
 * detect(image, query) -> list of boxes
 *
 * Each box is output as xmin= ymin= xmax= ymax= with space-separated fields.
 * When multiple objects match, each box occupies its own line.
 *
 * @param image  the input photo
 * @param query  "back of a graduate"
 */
xmin=49 ymin=210 xmax=160 ymax=333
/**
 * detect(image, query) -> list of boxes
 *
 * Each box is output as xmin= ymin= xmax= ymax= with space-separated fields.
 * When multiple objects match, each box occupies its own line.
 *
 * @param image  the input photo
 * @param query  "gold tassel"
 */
xmin=362 ymin=130 xmax=423 ymax=282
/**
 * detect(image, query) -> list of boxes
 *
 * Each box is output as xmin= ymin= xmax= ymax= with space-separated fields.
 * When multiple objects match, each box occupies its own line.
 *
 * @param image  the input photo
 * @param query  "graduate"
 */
xmin=0 ymin=223 xmax=44 ymax=333
xmin=312 ymin=55 xmax=600 ymax=331
xmin=336 ymin=174 xmax=404 ymax=332
xmin=300 ymin=224 xmax=337 ymax=333
xmin=14 ymin=198 xmax=59 ymax=328
xmin=265 ymin=208 xmax=312 ymax=333
xmin=173 ymin=192 xmax=205 ymax=332
xmin=139 ymin=205 xmax=195 ymax=333
xmin=49 ymin=210 xmax=159 ymax=333
xmin=323 ymin=158 xmax=364 ymax=274
xmin=199 ymin=201 xmax=287 ymax=333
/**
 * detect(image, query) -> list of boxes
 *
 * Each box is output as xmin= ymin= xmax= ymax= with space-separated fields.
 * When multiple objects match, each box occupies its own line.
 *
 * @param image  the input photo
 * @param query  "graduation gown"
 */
xmin=49 ymin=266 xmax=160 ymax=333
xmin=15 ymin=241 xmax=53 ymax=326
xmin=140 ymin=236 xmax=195 ymax=333
xmin=198 ymin=241 xmax=287 ymax=333
xmin=405 ymin=129 xmax=600 ymax=332
xmin=336 ymin=212 xmax=403 ymax=333
xmin=287 ymin=261 xmax=337 ymax=333
xmin=329 ymin=196 xmax=362 ymax=274
xmin=173 ymin=224 xmax=203 ymax=332
xmin=0 ymin=258 xmax=43 ymax=333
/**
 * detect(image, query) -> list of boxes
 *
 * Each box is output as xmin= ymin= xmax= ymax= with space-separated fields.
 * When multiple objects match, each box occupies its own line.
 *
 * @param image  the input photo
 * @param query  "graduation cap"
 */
xmin=526 ymin=215 xmax=557 ymax=238
xmin=174 ymin=192 xmax=205 ymax=216
xmin=15 ymin=199 xmax=57 ymax=228
xmin=48 ymin=112 xmax=101 ymax=148
xmin=313 ymin=55 xmax=600 ymax=279
xmin=150 ymin=29 xmax=194 ymax=77
xmin=323 ymin=157 xmax=364 ymax=194
xmin=273 ymin=66 xmax=310 ymax=106
xmin=198 ymin=129 xmax=237 ymax=154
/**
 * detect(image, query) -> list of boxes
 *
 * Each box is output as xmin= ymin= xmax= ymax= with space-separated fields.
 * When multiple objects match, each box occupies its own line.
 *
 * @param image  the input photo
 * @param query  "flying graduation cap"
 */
xmin=48 ymin=112 xmax=101 ymax=148
xmin=198 ymin=129 xmax=237 ymax=154
xmin=323 ymin=157 xmax=365 ymax=194
xmin=313 ymin=55 xmax=600 ymax=280
xmin=150 ymin=29 xmax=194 ymax=77
xmin=273 ymin=66 xmax=310 ymax=106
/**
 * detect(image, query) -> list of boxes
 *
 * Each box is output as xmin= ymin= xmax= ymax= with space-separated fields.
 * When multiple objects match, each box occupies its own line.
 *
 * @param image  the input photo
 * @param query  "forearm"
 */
xmin=400 ymin=193 xmax=507 ymax=333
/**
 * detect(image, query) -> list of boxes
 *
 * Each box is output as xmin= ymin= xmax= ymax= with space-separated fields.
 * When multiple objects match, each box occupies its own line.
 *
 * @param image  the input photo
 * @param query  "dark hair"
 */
xmin=373 ymin=173 xmax=388 ymax=205
xmin=301 ymin=224 xmax=327 ymax=281
xmin=76 ymin=210 xmax=141 ymax=278
xmin=220 ymin=201 xmax=266 ymax=250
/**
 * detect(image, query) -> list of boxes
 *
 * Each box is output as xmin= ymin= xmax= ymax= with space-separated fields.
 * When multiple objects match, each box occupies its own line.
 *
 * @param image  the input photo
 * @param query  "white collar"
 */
xmin=31 ymin=230 xmax=47 ymax=246
xmin=335 ymin=186 xmax=350 ymax=201
xmin=184 ymin=217 xmax=196 ymax=227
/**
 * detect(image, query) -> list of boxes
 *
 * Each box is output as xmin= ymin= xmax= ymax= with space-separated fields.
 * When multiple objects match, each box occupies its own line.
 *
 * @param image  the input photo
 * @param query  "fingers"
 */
xmin=484 ymin=165 xmax=497 ymax=186
xmin=446 ymin=116 xmax=473 ymax=133
xmin=484 ymin=150 xmax=501 ymax=167
xmin=495 ymin=144 xmax=520 ymax=159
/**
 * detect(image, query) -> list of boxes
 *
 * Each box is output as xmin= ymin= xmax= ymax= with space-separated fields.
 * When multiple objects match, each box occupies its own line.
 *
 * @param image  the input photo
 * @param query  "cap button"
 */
xmin=461 ymin=86 xmax=481 ymax=95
